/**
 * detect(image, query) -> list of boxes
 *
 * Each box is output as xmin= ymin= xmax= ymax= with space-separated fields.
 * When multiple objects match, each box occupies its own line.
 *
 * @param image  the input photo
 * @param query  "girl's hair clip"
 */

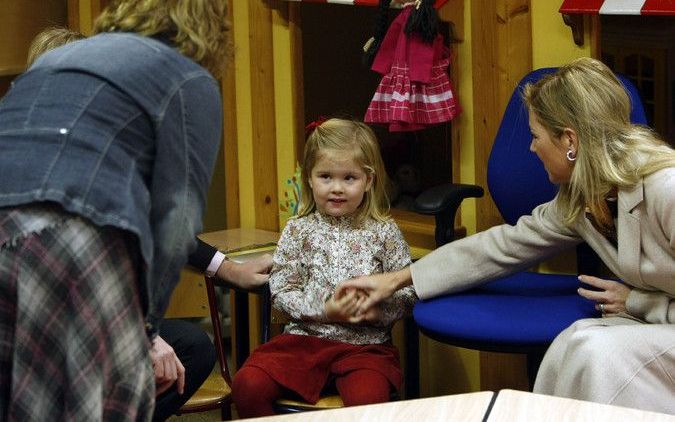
xmin=305 ymin=116 xmax=327 ymax=136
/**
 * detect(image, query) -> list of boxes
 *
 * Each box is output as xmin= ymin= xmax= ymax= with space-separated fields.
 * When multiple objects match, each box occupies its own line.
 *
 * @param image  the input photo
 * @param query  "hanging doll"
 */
xmin=362 ymin=0 xmax=394 ymax=68
xmin=364 ymin=0 xmax=460 ymax=132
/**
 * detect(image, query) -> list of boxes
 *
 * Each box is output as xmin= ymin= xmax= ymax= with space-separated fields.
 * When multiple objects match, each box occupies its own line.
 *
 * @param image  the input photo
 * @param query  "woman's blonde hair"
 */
xmin=27 ymin=27 xmax=85 ymax=66
xmin=93 ymin=0 xmax=231 ymax=77
xmin=298 ymin=118 xmax=391 ymax=226
xmin=523 ymin=57 xmax=675 ymax=228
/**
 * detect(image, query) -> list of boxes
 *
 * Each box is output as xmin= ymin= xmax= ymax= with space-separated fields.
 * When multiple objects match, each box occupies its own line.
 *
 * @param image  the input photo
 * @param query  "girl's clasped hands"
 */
xmin=326 ymin=287 xmax=380 ymax=323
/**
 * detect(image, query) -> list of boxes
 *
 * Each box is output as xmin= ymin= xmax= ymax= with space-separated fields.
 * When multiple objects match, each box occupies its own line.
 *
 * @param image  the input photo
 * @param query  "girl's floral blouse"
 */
xmin=270 ymin=211 xmax=417 ymax=345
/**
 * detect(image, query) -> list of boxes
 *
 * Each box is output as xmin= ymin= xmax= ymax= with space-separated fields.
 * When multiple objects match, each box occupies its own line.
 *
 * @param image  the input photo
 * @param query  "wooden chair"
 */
xmin=224 ymin=242 xmax=416 ymax=414
xmin=411 ymin=68 xmax=647 ymax=388
xmin=254 ymin=288 xmax=346 ymax=414
xmin=166 ymin=269 xmax=233 ymax=420
xmin=256 ymin=287 xmax=419 ymax=414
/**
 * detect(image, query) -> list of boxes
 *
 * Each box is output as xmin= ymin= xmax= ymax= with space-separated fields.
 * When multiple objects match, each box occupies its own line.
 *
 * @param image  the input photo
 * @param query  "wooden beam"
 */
xmin=471 ymin=0 xmax=501 ymax=232
xmin=68 ymin=0 xmax=80 ymax=31
xmin=288 ymin=4 xmax=306 ymax=167
xmin=223 ymin=0 xmax=240 ymax=228
xmin=248 ymin=1 xmax=280 ymax=232
xmin=471 ymin=0 xmax=533 ymax=391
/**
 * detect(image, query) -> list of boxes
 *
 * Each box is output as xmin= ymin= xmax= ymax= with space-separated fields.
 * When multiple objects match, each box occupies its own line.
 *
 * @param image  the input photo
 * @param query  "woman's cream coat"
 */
xmin=410 ymin=167 xmax=674 ymax=323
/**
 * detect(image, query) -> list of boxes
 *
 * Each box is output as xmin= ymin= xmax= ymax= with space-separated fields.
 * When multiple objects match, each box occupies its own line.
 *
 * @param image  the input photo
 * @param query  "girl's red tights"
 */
xmin=232 ymin=366 xmax=392 ymax=418
xmin=232 ymin=366 xmax=281 ymax=418
xmin=336 ymin=368 xmax=392 ymax=406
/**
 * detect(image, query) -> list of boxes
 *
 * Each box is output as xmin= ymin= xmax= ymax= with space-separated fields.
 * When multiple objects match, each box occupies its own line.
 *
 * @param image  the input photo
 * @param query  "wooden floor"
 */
xmin=168 ymin=409 xmax=223 ymax=421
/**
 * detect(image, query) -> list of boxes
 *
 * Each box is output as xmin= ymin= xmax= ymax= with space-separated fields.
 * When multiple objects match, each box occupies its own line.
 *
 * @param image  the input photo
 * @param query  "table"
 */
xmin=237 ymin=388 xmax=675 ymax=421
xmin=198 ymin=228 xmax=279 ymax=253
xmin=487 ymin=389 xmax=675 ymax=422
xmin=199 ymin=228 xmax=280 ymax=369
xmin=244 ymin=391 xmax=495 ymax=422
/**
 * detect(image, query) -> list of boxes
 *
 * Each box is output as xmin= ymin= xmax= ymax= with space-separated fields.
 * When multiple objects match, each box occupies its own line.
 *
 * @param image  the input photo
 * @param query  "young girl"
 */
xmin=232 ymin=118 xmax=417 ymax=417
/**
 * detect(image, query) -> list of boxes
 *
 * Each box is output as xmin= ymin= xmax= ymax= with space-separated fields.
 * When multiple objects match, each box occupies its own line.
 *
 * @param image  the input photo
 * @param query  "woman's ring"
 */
xmin=599 ymin=303 xmax=605 ymax=314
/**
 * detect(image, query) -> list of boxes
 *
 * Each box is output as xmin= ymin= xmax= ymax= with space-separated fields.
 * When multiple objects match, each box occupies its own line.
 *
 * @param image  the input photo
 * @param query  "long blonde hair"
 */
xmin=27 ymin=27 xmax=85 ymax=67
xmin=93 ymin=0 xmax=231 ymax=77
xmin=298 ymin=118 xmax=391 ymax=226
xmin=524 ymin=57 xmax=675 ymax=228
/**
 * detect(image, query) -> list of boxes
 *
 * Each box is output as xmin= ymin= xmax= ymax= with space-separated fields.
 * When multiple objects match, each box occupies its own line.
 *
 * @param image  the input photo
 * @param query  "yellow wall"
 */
xmin=455 ymin=0 xmax=591 ymax=236
xmin=229 ymin=0 xmax=595 ymax=398
xmin=232 ymin=1 xmax=256 ymax=228
xmin=230 ymin=1 xmax=300 ymax=230
xmin=455 ymin=1 xmax=478 ymax=236
xmin=531 ymin=0 xmax=591 ymax=68
xmin=272 ymin=7 xmax=301 ymax=229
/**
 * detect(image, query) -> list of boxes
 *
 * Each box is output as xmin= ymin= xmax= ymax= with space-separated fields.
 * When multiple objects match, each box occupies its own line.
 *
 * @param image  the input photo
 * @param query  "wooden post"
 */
xmin=471 ymin=0 xmax=533 ymax=392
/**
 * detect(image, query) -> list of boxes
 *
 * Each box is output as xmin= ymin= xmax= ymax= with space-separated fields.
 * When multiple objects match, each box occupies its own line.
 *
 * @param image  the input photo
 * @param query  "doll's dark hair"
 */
xmin=405 ymin=0 xmax=439 ymax=44
xmin=362 ymin=0 xmax=393 ymax=67
xmin=363 ymin=0 xmax=440 ymax=67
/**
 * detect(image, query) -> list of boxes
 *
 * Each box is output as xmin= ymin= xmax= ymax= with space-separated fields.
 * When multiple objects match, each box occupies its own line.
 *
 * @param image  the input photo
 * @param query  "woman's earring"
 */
xmin=566 ymin=149 xmax=577 ymax=162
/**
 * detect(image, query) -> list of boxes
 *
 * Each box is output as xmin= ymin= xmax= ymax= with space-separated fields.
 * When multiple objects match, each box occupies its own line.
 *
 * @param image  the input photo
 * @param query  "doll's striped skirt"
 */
xmin=0 ymin=204 xmax=154 ymax=421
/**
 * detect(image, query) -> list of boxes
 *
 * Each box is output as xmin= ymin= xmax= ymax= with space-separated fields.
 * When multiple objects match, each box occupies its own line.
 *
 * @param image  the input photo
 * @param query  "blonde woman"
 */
xmin=0 ymin=1 xmax=243 ymax=420
xmin=232 ymin=119 xmax=417 ymax=417
xmin=339 ymin=58 xmax=675 ymax=414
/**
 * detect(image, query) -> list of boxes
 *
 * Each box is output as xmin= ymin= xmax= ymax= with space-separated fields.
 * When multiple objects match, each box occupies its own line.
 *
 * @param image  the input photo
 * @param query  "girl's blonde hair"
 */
xmin=27 ymin=27 xmax=85 ymax=66
xmin=298 ymin=118 xmax=391 ymax=226
xmin=523 ymin=57 xmax=675 ymax=228
xmin=93 ymin=0 xmax=231 ymax=77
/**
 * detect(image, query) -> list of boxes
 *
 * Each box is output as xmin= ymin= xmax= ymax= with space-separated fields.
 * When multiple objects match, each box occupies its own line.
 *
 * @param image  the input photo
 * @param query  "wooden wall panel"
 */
xmin=288 ymin=5 xmax=306 ymax=166
xmin=439 ymin=1 xmax=465 ymax=223
xmin=249 ymin=1 xmax=280 ymax=232
xmin=0 ymin=0 xmax=68 ymax=75
xmin=470 ymin=0 xmax=533 ymax=392
xmin=471 ymin=0 xmax=532 ymax=232
xmin=223 ymin=0 xmax=240 ymax=228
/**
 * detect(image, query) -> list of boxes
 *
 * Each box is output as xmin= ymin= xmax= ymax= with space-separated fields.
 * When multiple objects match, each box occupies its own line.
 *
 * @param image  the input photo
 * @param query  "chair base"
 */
xmin=273 ymin=395 xmax=345 ymax=414
xmin=177 ymin=372 xmax=232 ymax=420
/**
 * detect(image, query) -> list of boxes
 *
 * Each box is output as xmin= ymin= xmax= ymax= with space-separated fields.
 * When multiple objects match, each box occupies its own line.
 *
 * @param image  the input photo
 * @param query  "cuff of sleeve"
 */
xmin=206 ymin=251 xmax=227 ymax=277
xmin=316 ymin=290 xmax=331 ymax=322
xmin=626 ymin=289 xmax=668 ymax=323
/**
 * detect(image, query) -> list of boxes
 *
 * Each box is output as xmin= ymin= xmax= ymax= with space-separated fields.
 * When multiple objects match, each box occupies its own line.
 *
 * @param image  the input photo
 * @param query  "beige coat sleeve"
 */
xmin=410 ymin=198 xmax=583 ymax=300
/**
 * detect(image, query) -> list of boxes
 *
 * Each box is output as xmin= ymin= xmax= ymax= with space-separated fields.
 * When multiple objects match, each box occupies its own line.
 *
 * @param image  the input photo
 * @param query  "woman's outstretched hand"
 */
xmin=325 ymin=289 xmax=381 ymax=323
xmin=577 ymin=274 xmax=631 ymax=316
xmin=336 ymin=267 xmax=413 ymax=316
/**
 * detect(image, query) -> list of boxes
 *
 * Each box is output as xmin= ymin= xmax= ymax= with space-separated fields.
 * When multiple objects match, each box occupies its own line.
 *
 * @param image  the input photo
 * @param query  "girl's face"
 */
xmin=528 ymin=110 xmax=574 ymax=184
xmin=309 ymin=152 xmax=373 ymax=218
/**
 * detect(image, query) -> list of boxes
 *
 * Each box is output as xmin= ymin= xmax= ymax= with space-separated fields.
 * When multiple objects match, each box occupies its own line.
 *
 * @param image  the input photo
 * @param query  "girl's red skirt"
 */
xmin=240 ymin=333 xmax=402 ymax=403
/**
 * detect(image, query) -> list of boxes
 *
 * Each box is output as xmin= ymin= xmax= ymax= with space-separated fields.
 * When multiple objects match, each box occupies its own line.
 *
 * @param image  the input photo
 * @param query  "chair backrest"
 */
xmin=486 ymin=67 xmax=647 ymax=225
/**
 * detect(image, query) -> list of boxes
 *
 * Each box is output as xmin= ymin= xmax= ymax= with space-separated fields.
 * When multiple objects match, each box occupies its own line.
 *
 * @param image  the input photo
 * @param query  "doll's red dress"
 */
xmin=365 ymin=7 xmax=460 ymax=132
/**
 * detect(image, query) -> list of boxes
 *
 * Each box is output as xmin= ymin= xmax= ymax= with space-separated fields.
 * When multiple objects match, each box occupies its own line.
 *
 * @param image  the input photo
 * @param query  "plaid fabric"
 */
xmin=365 ymin=58 xmax=460 ymax=132
xmin=364 ymin=6 xmax=460 ymax=132
xmin=0 ymin=205 xmax=154 ymax=421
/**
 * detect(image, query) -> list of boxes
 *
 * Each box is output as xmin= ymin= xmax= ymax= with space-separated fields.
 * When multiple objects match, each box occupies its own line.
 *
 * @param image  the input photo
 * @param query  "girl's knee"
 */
xmin=336 ymin=369 xmax=392 ymax=406
xmin=232 ymin=366 xmax=272 ymax=395
xmin=232 ymin=366 xmax=281 ymax=418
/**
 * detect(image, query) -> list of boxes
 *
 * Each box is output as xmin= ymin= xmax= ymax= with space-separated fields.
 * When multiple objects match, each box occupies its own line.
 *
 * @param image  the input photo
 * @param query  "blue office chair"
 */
xmin=411 ymin=67 xmax=648 ymax=387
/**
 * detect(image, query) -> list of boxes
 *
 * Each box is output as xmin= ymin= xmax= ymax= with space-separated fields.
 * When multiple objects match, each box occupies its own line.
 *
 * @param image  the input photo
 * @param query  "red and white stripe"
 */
xmin=559 ymin=0 xmax=675 ymax=15
xmin=283 ymin=0 xmax=449 ymax=8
